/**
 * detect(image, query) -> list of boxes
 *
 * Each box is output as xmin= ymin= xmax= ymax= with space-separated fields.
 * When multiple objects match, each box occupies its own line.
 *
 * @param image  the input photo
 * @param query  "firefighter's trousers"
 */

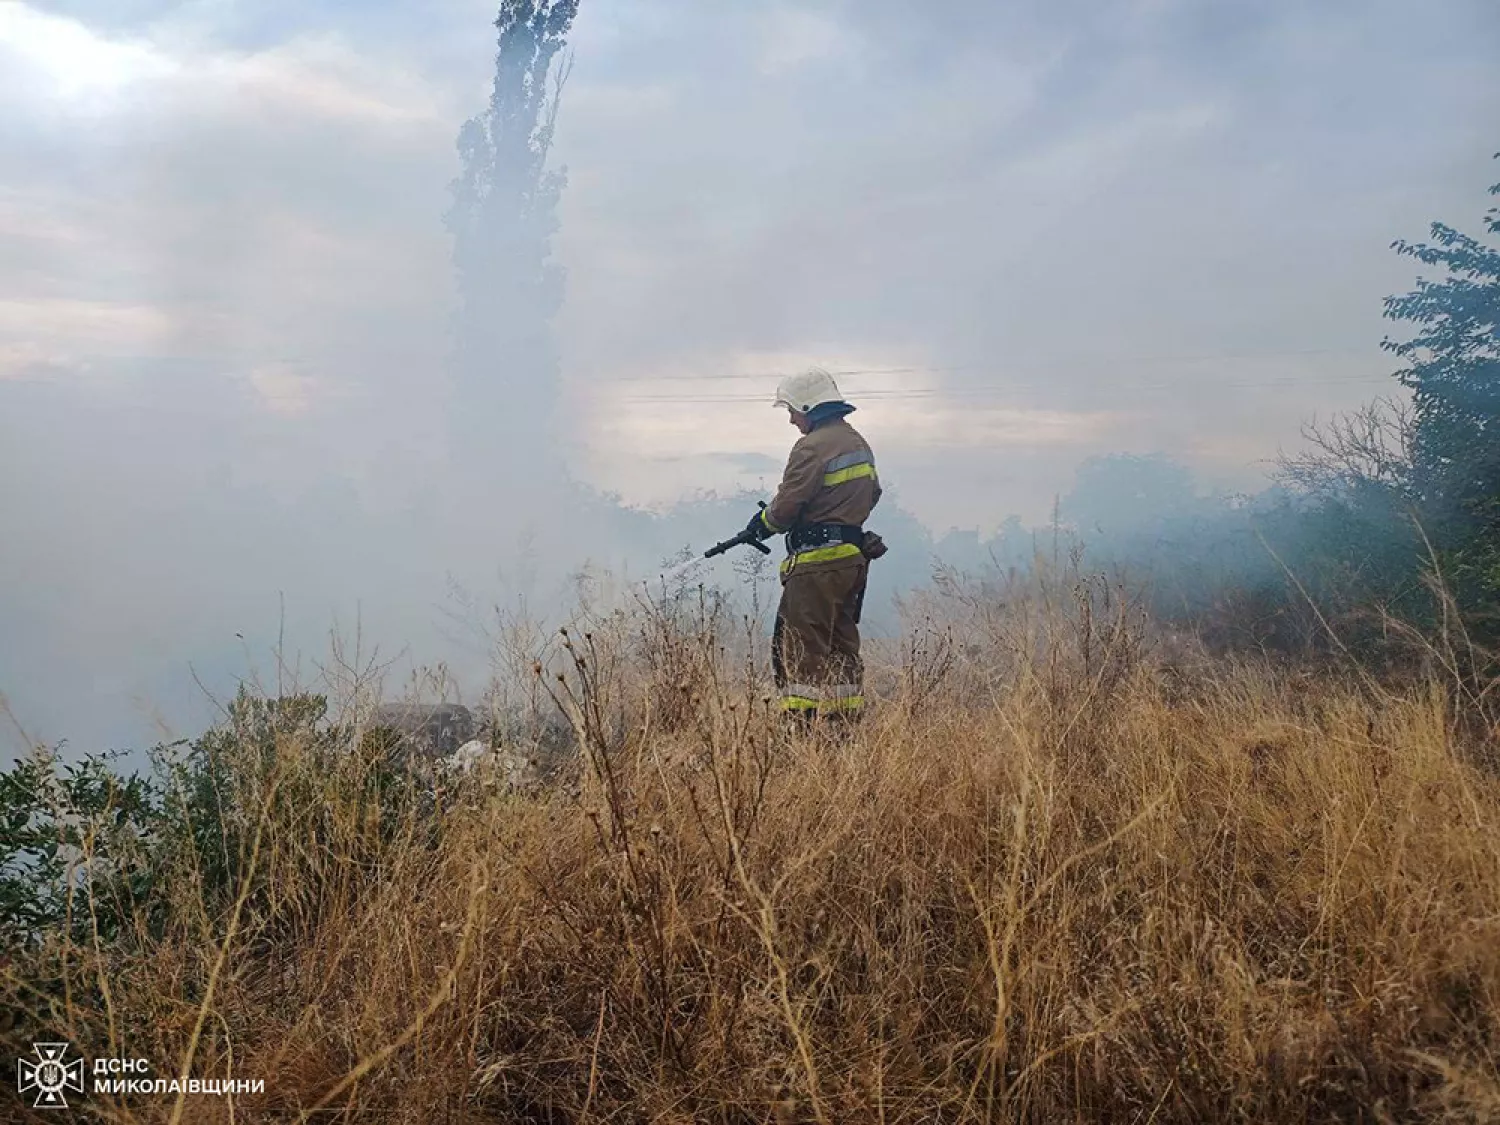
xmin=772 ymin=560 xmax=868 ymax=715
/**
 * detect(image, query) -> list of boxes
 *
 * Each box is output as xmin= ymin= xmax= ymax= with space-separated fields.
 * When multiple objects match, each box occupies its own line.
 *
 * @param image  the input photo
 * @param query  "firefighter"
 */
xmin=744 ymin=367 xmax=886 ymax=721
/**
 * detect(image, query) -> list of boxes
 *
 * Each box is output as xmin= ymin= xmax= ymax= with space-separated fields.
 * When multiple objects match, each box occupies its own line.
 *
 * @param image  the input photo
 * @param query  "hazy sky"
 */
xmin=2 ymin=0 xmax=1498 ymax=753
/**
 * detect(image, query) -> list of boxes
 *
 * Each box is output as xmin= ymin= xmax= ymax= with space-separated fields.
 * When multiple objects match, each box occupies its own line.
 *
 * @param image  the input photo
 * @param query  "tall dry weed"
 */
xmin=4 ymin=575 xmax=1498 ymax=1124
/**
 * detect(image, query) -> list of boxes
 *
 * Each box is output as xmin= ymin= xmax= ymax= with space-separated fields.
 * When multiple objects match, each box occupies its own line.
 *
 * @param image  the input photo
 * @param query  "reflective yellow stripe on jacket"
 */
xmin=823 ymin=449 xmax=876 ymax=488
xmin=779 ymin=683 xmax=865 ymax=712
xmin=779 ymin=541 xmax=863 ymax=576
xmin=780 ymin=695 xmax=865 ymax=712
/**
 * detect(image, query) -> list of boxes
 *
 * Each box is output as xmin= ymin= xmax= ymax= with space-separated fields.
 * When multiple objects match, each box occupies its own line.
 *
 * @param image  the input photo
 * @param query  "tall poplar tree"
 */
xmin=446 ymin=1 xmax=579 ymax=475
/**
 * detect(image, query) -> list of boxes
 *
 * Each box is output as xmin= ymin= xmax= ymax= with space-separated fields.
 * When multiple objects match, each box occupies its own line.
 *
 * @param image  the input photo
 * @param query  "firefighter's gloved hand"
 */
xmin=744 ymin=509 xmax=775 ymax=542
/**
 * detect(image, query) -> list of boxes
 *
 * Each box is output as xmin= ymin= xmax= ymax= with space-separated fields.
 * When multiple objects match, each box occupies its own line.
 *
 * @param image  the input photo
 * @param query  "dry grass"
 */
xmin=4 ymin=576 xmax=1499 ymax=1124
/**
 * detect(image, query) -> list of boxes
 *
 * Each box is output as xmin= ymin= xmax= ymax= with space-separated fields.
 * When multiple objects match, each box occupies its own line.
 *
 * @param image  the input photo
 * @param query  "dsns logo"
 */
xmin=17 ymin=1043 xmax=84 ymax=1109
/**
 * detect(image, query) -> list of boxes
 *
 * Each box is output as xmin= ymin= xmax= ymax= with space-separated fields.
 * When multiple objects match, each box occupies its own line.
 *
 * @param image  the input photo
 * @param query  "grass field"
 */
xmin=4 ymin=575 xmax=1499 ymax=1123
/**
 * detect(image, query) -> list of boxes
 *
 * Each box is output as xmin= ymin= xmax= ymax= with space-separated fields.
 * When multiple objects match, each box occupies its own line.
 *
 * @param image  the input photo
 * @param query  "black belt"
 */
xmin=786 ymin=522 xmax=864 ymax=552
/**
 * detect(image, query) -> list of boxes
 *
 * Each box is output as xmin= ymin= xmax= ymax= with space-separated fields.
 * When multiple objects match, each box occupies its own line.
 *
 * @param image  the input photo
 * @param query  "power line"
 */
xmin=0 ymin=354 xmax=1397 ymax=410
xmin=606 ymin=373 xmax=1396 ymax=404
xmin=585 ymin=347 xmax=1383 ymax=383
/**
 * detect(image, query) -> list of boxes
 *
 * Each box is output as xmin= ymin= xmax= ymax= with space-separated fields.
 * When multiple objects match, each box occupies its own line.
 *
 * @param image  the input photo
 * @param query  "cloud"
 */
xmin=0 ymin=5 xmax=443 ymax=124
xmin=864 ymin=404 xmax=1124 ymax=450
xmin=248 ymin=362 xmax=321 ymax=417
xmin=0 ymin=341 xmax=66 ymax=381
xmin=0 ymin=4 xmax=176 ymax=106
xmin=0 ymin=2 xmax=457 ymax=430
xmin=0 ymin=297 xmax=174 ymax=363
xmin=755 ymin=6 xmax=862 ymax=76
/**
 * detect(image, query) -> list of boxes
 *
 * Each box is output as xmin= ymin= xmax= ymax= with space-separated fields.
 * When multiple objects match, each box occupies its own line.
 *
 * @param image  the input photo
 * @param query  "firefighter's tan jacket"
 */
xmin=759 ymin=417 xmax=880 ymax=578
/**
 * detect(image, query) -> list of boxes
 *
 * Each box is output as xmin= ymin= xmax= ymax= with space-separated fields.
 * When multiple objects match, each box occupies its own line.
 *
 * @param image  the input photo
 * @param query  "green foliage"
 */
xmin=0 ymin=690 xmax=426 ymax=959
xmin=1382 ymin=155 xmax=1500 ymax=613
xmin=153 ymin=688 xmax=339 ymax=916
xmin=156 ymin=688 xmax=430 ymax=927
xmin=0 ymin=746 xmax=164 ymax=949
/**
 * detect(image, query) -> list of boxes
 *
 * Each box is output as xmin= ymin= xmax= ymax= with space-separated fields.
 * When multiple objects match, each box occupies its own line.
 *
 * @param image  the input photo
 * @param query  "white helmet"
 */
xmin=773 ymin=367 xmax=844 ymax=413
